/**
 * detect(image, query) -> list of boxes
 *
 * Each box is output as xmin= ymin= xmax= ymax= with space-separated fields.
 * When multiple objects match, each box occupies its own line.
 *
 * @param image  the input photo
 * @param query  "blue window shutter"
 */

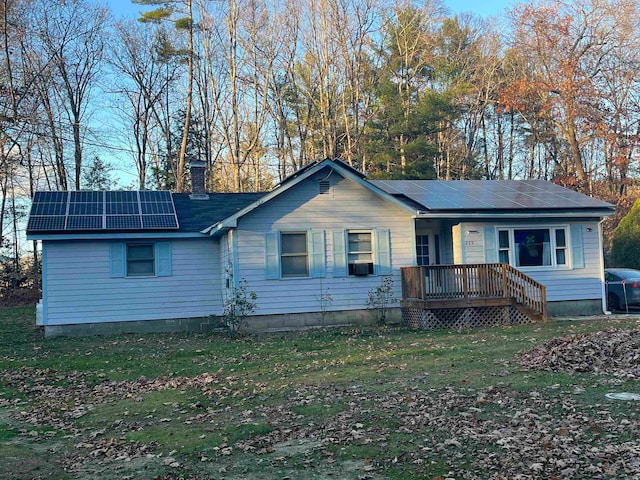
xmin=156 ymin=242 xmax=172 ymax=276
xmin=570 ymin=224 xmax=585 ymax=269
xmin=265 ymin=231 xmax=280 ymax=279
xmin=109 ymin=243 xmax=125 ymax=278
xmin=375 ymin=229 xmax=391 ymax=275
xmin=484 ymin=226 xmax=498 ymax=263
xmin=309 ymin=230 xmax=326 ymax=278
xmin=332 ymin=229 xmax=347 ymax=277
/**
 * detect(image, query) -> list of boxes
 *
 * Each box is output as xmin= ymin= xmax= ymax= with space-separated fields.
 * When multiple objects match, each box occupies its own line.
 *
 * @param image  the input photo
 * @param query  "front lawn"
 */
xmin=0 ymin=307 xmax=638 ymax=479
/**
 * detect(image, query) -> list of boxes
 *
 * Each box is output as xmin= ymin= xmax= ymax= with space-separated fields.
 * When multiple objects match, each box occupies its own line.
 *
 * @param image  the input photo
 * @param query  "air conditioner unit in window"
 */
xmin=352 ymin=262 xmax=373 ymax=276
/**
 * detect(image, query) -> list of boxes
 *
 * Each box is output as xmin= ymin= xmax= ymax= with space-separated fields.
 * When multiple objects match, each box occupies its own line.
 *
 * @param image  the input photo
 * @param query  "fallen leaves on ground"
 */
xmin=1 ymin=328 xmax=639 ymax=479
xmin=519 ymin=329 xmax=640 ymax=379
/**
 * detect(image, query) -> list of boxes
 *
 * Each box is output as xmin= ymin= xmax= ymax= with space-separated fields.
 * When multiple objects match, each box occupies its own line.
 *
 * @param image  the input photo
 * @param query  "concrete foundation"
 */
xmin=42 ymin=300 xmax=604 ymax=337
xmin=547 ymin=299 xmax=604 ymax=317
xmin=43 ymin=308 xmax=403 ymax=337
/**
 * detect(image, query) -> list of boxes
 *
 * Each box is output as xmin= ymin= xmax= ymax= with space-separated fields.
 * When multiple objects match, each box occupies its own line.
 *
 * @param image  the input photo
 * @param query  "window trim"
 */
xmin=347 ymin=230 xmax=374 ymax=275
xmin=496 ymin=226 xmax=571 ymax=270
xmin=280 ymin=231 xmax=309 ymax=278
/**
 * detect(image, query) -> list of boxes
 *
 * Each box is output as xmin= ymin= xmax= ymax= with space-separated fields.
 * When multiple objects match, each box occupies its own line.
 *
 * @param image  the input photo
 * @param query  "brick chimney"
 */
xmin=189 ymin=160 xmax=207 ymax=196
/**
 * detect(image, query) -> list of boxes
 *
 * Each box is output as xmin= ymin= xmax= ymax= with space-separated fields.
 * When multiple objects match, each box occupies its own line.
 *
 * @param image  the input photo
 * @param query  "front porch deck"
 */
xmin=400 ymin=264 xmax=547 ymax=330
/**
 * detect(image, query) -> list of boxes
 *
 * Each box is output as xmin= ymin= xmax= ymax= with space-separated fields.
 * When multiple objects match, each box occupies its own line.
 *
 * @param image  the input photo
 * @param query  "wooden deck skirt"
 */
xmin=400 ymin=264 xmax=547 ymax=330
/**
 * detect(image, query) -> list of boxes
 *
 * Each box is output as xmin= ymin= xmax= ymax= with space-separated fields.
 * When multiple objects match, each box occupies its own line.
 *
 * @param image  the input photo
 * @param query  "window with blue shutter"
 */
xmin=109 ymin=241 xmax=173 ymax=278
xmin=265 ymin=230 xmax=326 ymax=279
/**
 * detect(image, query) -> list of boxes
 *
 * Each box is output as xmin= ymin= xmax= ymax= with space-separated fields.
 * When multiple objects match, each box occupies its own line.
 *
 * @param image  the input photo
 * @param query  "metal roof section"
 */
xmin=370 ymin=179 xmax=614 ymax=212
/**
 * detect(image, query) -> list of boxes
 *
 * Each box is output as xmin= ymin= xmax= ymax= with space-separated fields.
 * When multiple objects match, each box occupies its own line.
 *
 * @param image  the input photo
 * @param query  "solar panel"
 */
xmin=141 ymin=201 xmax=174 ymax=214
xmin=27 ymin=215 xmax=66 ymax=231
xmin=27 ymin=190 xmax=180 ymax=232
xmin=137 ymin=191 xmax=179 ymax=229
xmin=142 ymin=214 xmax=178 ymax=229
xmin=106 ymin=201 xmax=139 ymax=214
xmin=106 ymin=215 xmax=142 ymax=229
xmin=66 ymin=215 xmax=103 ymax=230
xmin=70 ymin=191 xmax=103 ymax=203
xmin=139 ymin=190 xmax=172 ymax=202
xmin=68 ymin=202 xmax=103 ymax=215
xmin=30 ymin=191 xmax=68 ymax=217
xmin=371 ymin=180 xmax=614 ymax=211
xmin=30 ymin=201 xmax=67 ymax=216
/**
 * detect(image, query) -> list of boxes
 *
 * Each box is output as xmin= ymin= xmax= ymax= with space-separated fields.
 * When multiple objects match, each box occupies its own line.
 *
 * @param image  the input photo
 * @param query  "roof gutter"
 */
xmin=414 ymin=210 xmax=614 ymax=219
xmin=27 ymin=231 xmax=207 ymax=241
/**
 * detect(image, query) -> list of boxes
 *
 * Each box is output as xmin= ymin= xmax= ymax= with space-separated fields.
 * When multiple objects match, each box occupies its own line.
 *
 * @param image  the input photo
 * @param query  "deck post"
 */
xmin=502 ymin=263 xmax=508 ymax=298
xmin=462 ymin=265 xmax=468 ymax=299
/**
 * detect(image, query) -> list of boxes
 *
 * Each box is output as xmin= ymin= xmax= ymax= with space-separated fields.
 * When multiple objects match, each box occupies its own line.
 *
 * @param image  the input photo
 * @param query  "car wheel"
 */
xmin=607 ymin=293 xmax=620 ymax=312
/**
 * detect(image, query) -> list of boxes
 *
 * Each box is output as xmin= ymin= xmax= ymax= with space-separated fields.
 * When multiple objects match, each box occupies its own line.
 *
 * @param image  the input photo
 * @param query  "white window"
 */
xmin=498 ymin=230 xmax=510 ymax=264
xmin=280 ymin=232 xmax=309 ymax=278
xmin=497 ymin=227 xmax=569 ymax=268
xmin=348 ymin=231 xmax=373 ymax=275
xmin=555 ymin=229 xmax=567 ymax=265
xmin=126 ymin=243 xmax=155 ymax=276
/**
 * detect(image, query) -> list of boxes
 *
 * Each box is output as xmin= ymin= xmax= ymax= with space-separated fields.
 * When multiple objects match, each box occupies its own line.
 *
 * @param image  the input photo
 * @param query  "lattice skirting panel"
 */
xmin=401 ymin=305 xmax=533 ymax=330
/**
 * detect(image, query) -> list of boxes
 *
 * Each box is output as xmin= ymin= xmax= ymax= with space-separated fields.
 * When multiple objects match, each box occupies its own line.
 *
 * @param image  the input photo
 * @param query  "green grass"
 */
xmin=1 ymin=307 xmax=639 ymax=479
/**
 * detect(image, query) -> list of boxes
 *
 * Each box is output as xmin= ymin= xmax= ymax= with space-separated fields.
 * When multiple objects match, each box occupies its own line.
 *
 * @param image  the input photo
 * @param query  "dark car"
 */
xmin=604 ymin=268 xmax=640 ymax=312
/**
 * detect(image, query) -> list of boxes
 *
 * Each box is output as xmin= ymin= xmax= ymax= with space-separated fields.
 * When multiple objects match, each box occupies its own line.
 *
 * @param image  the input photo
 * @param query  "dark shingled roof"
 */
xmin=172 ymin=192 xmax=266 ymax=233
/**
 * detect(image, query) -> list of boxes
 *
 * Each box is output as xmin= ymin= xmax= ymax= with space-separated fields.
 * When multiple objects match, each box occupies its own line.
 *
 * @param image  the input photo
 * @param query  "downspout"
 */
xmin=598 ymin=218 xmax=610 ymax=315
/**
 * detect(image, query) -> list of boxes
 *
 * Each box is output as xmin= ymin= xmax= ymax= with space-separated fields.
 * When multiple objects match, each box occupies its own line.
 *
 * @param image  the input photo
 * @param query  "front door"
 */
xmin=416 ymin=230 xmax=442 ymax=295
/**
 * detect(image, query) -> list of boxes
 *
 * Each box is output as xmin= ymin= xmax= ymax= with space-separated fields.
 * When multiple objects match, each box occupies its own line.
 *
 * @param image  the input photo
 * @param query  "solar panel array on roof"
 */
xmin=370 ymin=179 xmax=614 ymax=210
xmin=27 ymin=191 xmax=180 ymax=232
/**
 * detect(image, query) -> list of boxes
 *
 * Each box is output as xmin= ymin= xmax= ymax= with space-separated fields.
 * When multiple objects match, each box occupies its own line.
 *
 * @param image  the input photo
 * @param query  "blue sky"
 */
xmin=446 ymin=0 xmax=513 ymax=17
xmin=106 ymin=0 xmax=514 ymax=21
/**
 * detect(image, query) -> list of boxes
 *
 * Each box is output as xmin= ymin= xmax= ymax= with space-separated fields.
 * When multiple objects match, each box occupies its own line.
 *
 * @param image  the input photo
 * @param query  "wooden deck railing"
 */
xmin=401 ymin=264 xmax=547 ymax=320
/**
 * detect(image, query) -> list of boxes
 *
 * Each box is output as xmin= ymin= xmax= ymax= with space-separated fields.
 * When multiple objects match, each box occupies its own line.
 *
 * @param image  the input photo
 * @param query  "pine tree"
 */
xmin=134 ymin=0 xmax=194 ymax=192
xmin=82 ymin=156 xmax=115 ymax=190
xmin=610 ymin=198 xmax=640 ymax=268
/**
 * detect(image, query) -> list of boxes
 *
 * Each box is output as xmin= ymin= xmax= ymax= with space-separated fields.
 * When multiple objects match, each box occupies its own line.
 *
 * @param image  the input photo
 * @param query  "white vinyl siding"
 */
xmin=41 ymin=238 xmax=221 ymax=325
